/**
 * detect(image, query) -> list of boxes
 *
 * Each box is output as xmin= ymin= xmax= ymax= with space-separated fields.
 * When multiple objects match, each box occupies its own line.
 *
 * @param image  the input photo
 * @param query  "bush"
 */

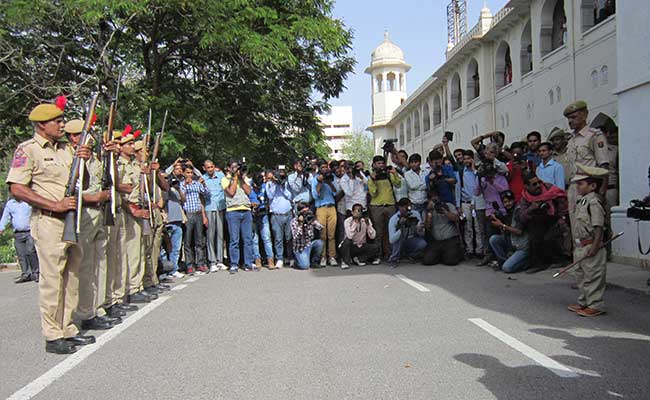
xmin=0 ymin=230 xmax=16 ymax=264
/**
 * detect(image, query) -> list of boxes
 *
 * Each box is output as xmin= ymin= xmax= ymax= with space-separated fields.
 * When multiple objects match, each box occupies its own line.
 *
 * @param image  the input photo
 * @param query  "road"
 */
xmin=1 ymin=263 xmax=649 ymax=400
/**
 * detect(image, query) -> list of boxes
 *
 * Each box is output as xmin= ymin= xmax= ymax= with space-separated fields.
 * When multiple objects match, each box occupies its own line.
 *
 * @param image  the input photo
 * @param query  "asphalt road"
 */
xmin=1 ymin=262 xmax=650 ymax=400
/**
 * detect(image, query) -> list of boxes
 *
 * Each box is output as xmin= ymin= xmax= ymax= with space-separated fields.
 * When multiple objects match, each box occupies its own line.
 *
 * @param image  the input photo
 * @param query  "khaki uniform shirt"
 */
xmin=607 ymin=144 xmax=618 ymax=189
xmin=83 ymin=155 xmax=103 ymax=195
xmin=566 ymin=126 xmax=609 ymax=179
xmin=118 ymin=156 xmax=140 ymax=205
xmin=572 ymin=192 xmax=605 ymax=241
xmin=6 ymin=134 xmax=73 ymax=203
xmin=552 ymin=148 xmax=570 ymax=188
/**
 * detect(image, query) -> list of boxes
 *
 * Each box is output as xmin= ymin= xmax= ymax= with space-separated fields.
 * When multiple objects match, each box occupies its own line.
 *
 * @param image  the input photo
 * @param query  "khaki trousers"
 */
xmin=105 ymin=212 xmax=124 ymax=306
xmin=316 ymin=206 xmax=337 ymax=258
xmin=143 ymin=208 xmax=163 ymax=288
xmin=32 ymin=213 xmax=82 ymax=340
xmin=574 ymin=244 xmax=607 ymax=310
xmin=370 ymin=205 xmax=396 ymax=257
xmin=75 ymin=207 xmax=107 ymax=321
xmin=124 ymin=212 xmax=144 ymax=295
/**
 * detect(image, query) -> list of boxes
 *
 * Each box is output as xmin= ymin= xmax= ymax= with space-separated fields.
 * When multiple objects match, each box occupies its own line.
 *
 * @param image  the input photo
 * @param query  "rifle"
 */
xmin=63 ymin=93 xmax=99 ymax=243
xmin=101 ymin=73 xmax=122 ymax=226
xmin=552 ymin=232 xmax=624 ymax=278
xmin=139 ymin=109 xmax=153 ymax=235
xmin=150 ymin=109 xmax=167 ymax=206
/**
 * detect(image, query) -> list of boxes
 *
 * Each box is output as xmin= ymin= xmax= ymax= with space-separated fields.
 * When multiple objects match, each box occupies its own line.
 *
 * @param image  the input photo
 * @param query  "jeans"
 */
xmin=294 ymin=239 xmax=324 ymax=269
xmin=14 ymin=231 xmax=39 ymax=278
xmin=389 ymin=235 xmax=427 ymax=263
xmin=166 ymin=223 xmax=183 ymax=274
xmin=252 ymin=214 xmax=273 ymax=259
xmin=489 ymin=234 xmax=528 ymax=273
xmin=225 ymin=210 xmax=254 ymax=268
xmin=271 ymin=213 xmax=292 ymax=260
xmin=184 ymin=212 xmax=206 ymax=268
xmin=461 ymin=203 xmax=485 ymax=255
xmin=206 ymin=210 xmax=225 ymax=266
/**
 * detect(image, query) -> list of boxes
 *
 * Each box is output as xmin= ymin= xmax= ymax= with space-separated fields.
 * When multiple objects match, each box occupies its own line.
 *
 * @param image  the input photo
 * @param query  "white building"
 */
xmin=367 ymin=0 xmax=650 ymax=266
xmin=318 ymin=106 xmax=353 ymax=160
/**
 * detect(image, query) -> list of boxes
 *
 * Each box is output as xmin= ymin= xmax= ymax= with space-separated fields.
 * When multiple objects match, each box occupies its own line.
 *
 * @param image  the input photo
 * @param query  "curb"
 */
xmin=0 ymin=263 xmax=19 ymax=271
xmin=607 ymin=282 xmax=650 ymax=297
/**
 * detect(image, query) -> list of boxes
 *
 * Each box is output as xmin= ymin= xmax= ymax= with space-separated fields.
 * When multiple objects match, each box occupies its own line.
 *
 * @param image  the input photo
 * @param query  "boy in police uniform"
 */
xmin=567 ymin=163 xmax=609 ymax=317
xmin=7 ymin=99 xmax=95 ymax=354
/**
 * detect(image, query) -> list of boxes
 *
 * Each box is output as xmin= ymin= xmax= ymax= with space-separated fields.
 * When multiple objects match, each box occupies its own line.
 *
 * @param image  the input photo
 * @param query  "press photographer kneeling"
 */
xmin=340 ymin=204 xmax=381 ymax=269
xmin=421 ymin=188 xmax=464 ymax=266
xmin=388 ymin=198 xmax=427 ymax=267
xmin=290 ymin=202 xmax=324 ymax=270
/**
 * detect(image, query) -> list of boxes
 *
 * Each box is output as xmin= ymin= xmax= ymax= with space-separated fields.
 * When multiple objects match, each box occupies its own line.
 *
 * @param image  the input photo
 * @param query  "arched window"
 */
xmin=451 ymin=73 xmax=462 ymax=111
xmin=520 ymin=20 xmax=533 ymax=75
xmin=406 ymin=116 xmax=412 ymax=142
xmin=433 ymin=95 xmax=442 ymax=126
xmin=376 ymin=74 xmax=383 ymax=93
xmin=591 ymin=70 xmax=599 ymax=88
xmin=399 ymin=122 xmax=405 ymax=145
xmin=549 ymin=89 xmax=554 ymax=105
xmin=540 ymin=0 xmax=566 ymax=56
xmin=387 ymin=72 xmax=396 ymax=91
xmin=495 ymin=41 xmax=512 ymax=89
xmin=413 ymin=110 xmax=421 ymax=137
xmin=422 ymin=103 xmax=431 ymax=132
xmin=399 ymin=74 xmax=405 ymax=91
xmin=581 ymin=0 xmax=616 ymax=32
xmin=601 ymin=65 xmax=608 ymax=85
xmin=466 ymin=58 xmax=480 ymax=101
xmin=556 ymin=86 xmax=562 ymax=102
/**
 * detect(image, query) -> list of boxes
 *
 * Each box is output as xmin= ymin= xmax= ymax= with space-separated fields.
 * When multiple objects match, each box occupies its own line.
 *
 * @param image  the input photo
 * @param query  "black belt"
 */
xmin=14 ymin=230 xmax=30 ymax=234
xmin=272 ymin=211 xmax=292 ymax=216
xmin=39 ymin=210 xmax=66 ymax=220
xmin=608 ymin=185 xmax=617 ymax=190
xmin=461 ymin=201 xmax=472 ymax=204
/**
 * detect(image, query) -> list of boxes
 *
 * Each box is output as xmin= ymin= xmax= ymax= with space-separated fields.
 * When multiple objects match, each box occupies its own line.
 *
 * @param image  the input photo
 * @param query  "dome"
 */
xmin=370 ymin=31 xmax=406 ymax=67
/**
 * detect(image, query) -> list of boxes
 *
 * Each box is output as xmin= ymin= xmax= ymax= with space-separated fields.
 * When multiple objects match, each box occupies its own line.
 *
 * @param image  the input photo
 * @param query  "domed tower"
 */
xmin=365 ymin=31 xmax=411 ymax=151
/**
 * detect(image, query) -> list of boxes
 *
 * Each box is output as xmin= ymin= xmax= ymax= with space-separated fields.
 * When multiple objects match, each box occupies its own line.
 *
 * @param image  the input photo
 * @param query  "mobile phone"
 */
xmin=444 ymin=131 xmax=454 ymax=142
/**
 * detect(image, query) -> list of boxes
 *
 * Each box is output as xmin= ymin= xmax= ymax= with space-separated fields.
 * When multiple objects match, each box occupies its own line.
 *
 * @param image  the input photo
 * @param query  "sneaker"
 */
xmin=229 ymin=267 xmax=238 ymax=274
xmin=353 ymin=257 xmax=366 ymax=266
xmin=320 ymin=258 xmax=327 ymax=267
xmin=371 ymin=258 xmax=381 ymax=265
xmin=217 ymin=263 xmax=228 ymax=271
xmin=251 ymin=265 xmax=260 ymax=272
xmin=243 ymin=265 xmax=252 ymax=271
xmin=187 ymin=267 xmax=195 ymax=276
xmin=275 ymin=260 xmax=284 ymax=269
xmin=197 ymin=265 xmax=209 ymax=274
xmin=172 ymin=271 xmax=185 ymax=279
xmin=209 ymin=265 xmax=219 ymax=273
xmin=388 ymin=260 xmax=398 ymax=268
xmin=329 ymin=257 xmax=338 ymax=266
xmin=341 ymin=262 xmax=350 ymax=270
xmin=289 ymin=259 xmax=295 ymax=268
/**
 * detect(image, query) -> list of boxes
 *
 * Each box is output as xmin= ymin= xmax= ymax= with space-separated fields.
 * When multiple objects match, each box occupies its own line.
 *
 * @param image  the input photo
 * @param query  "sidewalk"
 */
xmin=605 ymin=262 xmax=650 ymax=295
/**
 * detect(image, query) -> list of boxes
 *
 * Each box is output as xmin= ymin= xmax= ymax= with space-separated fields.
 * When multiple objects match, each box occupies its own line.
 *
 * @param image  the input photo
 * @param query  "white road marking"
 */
xmin=185 ymin=277 xmax=199 ymax=283
xmin=395 ymin=274 xmax=430 ymax=292
xmin=469 ymin=318 xmax=579 ymax=378
xmin=7 ymin=297 xmax=170 ymax=400
xmin=171 ymin=284 xmax=188 ymax=291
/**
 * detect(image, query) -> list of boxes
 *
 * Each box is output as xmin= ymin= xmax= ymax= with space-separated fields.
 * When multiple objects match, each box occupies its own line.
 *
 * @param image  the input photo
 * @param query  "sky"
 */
xmin=330 ymin=0 xmax=508 ymax=132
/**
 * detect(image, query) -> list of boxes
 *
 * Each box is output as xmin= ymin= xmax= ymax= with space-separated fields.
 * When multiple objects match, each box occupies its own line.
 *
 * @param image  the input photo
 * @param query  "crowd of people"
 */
xmin=5 ymin=97 xmax=625 ymax=355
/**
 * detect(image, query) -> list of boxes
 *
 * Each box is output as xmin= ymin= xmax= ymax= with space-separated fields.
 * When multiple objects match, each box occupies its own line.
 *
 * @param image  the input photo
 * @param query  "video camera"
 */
xmin=477 ymin=161 xmax=498 ymax=178
xmin=628 ymin=199 xmax=650 ymax=221
xmin=381 ymin=138 xmax=398 ymax=154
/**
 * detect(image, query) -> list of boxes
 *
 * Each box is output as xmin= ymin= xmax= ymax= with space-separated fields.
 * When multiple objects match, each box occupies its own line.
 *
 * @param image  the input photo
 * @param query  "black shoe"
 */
xmin=141 ymin=290 xmax=158 ymax=300
xmin=106 ymin=306 xmax=127 ymax=318
xmin=156 ymin=283 xmax=171 ymax=291
xmin=81 ymin=317 xmax=113 ymax=330
xmin=128 ymin=293 xmax=151 ymax=304
xmin=14 ymin=274 xmax=31 ymax=284
xmin=525 ymin=265 xmax=549 ymax=274
xmin=46 ymin=338 xmax=77 ymax=354
xmin=647 ymin=277 xmax=650 ymax=286
xmin=115 ymin=303 xmax=139 ymax=312
xmin=476 ymin=256 xmax=492 ymax=266
xmin=31 ymin=273 xmax=39 ymax=282
xmin=65 ymin=335 xmax=96 ymax=346
xmin=143 ymin=286 xmax=160 ymax=295
xmin=98 ymin=315 xmax=122 ymax=325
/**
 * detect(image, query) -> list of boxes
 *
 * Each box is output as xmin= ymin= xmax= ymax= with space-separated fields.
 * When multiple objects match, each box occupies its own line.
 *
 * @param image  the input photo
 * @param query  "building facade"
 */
xmin=318 ymin=106 xmax=354 ymax=160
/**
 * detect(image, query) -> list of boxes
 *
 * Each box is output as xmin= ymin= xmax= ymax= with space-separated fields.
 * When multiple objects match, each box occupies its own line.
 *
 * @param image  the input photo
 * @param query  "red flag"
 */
xmin=54 ymin=95 xmax=67 ymax=111
xmin=123 ymin=124 xmax=133 ymax=136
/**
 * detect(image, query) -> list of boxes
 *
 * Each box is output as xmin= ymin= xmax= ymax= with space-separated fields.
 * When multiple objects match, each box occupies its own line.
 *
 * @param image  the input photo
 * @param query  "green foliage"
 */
xmin=341 ymin=130 xmax=375 ymax=167
xmin=0 ymin=230 xmax=16 ymax=264
xmin=0 ymin=0 xmax=355 ymax=168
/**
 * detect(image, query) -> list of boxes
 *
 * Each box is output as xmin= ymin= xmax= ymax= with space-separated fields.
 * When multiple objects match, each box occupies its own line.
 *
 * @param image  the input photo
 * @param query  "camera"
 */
xmin=301 ymin=210 xmax=316 ymax=225
xmin=628 ymin=199 xmax=650 ymax=221
xmin=381 ymin=138 xmax=398 ymax=153
xmin=168 ymin=176 xmax=180 ymax=187
xmin=433 ymin=200 xmax=445 ymax=213
xmin=322 ymin=172 xmax=334 ymax=183
xmin=272 ymin=167 xmax=288 ymax=185
xmin=477 ymin=161 xmax=497 ymax=178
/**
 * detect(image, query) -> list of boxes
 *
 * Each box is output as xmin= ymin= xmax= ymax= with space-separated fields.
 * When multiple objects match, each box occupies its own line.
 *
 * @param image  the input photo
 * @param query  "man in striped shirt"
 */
xmin=180 ymin=165 xmax=208 ymax=275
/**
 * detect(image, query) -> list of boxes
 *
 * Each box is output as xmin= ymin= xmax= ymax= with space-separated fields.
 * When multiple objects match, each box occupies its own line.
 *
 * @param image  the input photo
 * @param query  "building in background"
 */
xmin=318 ymin=106 xmax=353 ymax=160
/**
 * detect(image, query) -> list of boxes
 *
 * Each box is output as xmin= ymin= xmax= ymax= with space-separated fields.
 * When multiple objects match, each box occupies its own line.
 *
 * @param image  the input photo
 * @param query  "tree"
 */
xmin=0 ymin=0 xmax=355 ymax=169
xmin=341 ymin=130 xmax=375 ymax=167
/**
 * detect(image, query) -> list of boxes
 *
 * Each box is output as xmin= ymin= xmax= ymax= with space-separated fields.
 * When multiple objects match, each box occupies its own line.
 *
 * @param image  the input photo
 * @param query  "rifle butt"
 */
xmin=103 ymin=203 xmax=115 ymax=226
xmin=62 ymin=211 xmax=78 ymax=243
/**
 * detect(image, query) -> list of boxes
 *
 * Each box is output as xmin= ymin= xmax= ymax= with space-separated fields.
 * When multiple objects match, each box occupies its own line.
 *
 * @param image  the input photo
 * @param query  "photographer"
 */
xmin=265 ymin=165 xmax=294 ymax=269
xmin=387 ymin=198 xmax=427 ymax=267
xmin=425 ymin=150 xmax=456 ymax=205
xmin=404 ymin=153 xmax=428 ymax=215
xmin=221 ymin=160 xmax=255 ymax=273
xmin=368 ymin=155 xmax=402 ymax=259
xmin=311 ymin=160 xmax=340 ymax=266
xmin=516 ymin=172 xmax=568 ymax=274
xmin=421 ymin=188 xmax=464 ymax=266
xmin=488 ymin=191 xmax=529 ymax=273
xmin=290 ymin=202 xmax=325 ymax=270
xmin=250 ymin=171 xmax=273 ymax=269
xmin=180 ymin=165 xmax=209 ymax=275
xmin=340 ymin=203 xmax=381 ymax=268
xmin=163 ymin=173 xmax=186 ymax=280
xmin=202 ymin=160 xmax=227 ymax=272
xmin=288 ymin=158 xmax=312 ymax=210
xmin=340 ymin=160 xmax=368 ymax=212
xmin=460 ymin=150 xmax=486 ymax=259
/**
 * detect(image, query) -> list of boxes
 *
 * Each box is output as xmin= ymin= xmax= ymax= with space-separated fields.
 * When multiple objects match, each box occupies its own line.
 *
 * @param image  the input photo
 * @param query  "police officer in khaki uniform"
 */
xmin=119 ymin=134 xmax=157 ymax=303
xmin=7 ymin=100 xmax=94 ymax=354
xmin=548 ymin=127 xmax=570 ymax=189
xmin=64 ymin=120 xmax=120 ymax=330
xmin=567 ymin=163 xmax=609 ymax=317
xmin=564 ymin=101 xmax=610 ymax=215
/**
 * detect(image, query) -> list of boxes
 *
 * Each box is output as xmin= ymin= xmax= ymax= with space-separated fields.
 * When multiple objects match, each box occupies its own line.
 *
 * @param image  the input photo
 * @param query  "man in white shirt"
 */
xmin=339 ymin=161 xmax=368 ymax=212
xmin=403 ymin=153 xmax=428 ymax=216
